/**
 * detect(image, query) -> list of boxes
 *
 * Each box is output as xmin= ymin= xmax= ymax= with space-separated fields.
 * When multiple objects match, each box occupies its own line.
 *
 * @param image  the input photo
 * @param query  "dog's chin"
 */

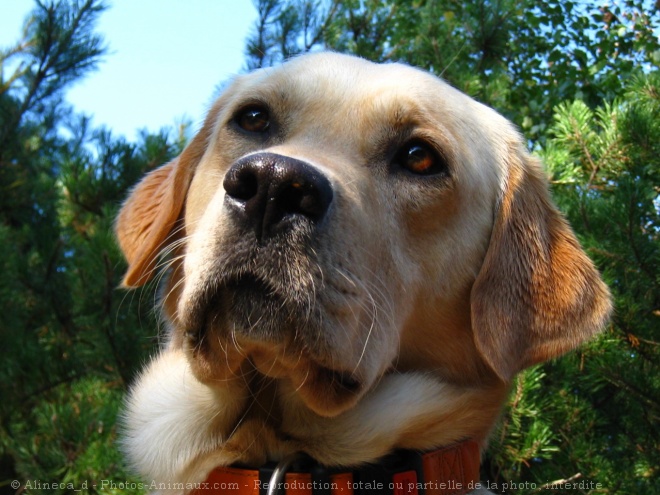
xmin=181 ymin=275 xmax=367 ymax=417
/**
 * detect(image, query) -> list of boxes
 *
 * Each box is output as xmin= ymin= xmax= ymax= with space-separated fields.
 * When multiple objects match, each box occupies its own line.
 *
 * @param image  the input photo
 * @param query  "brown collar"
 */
xmin=191 ymin=440 xmax=480 ymax=495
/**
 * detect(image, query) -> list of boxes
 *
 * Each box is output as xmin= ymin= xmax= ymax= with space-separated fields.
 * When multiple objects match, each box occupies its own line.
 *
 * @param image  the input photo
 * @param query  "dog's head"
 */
xmin=116 ymin=53 xmax=611 ymax=418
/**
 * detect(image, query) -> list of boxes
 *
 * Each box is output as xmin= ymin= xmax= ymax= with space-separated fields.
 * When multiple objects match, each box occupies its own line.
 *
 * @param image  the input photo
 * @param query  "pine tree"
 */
xmin=245 ymin=0 xmax=659 ymax=143
xmin=1 ymin=1 xmax=182 ymax=491
xmin=2 ymin=0 xmax=657 ymax=492
xmin=244 ymin=0 xmax=660 ymax=492
xmin=485 ymin=72 xmax=660 ymax=493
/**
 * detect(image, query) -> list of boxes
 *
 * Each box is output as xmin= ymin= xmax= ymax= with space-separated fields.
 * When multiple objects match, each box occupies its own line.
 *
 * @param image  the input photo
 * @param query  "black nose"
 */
xmin=223 ymin=153 xmax=334 ymax=241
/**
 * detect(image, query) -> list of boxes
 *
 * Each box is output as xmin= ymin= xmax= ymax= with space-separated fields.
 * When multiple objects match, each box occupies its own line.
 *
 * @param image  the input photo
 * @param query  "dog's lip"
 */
xmin=183 ymin=272 xmax=367 ymax=415
xmin=296 ymin=361 xmax=365 ymax=416
xmin=250 ymin=350 xmax=364 ymax=416
xmin=183 ymin=272 xmax=279 ymax=335
xmin=250 ymin=348 xmax=361 ymax=392
xmin=312 ymin=365 xmax=361 ymax=392
xmin=225 ymin=273 xmax=278 ymax=296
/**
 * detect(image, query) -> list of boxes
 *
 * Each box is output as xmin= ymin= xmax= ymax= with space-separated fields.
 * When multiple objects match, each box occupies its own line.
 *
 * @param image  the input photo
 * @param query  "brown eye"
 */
xmin=236 ymin=106 xmax=270 ymax=133
xmin=396 ymin=141 xmax=445 ymax=176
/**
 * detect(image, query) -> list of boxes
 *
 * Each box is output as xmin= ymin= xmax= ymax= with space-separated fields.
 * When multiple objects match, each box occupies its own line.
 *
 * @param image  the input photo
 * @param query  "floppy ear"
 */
xmin=115 ymin=101 xmax=225 ymax=287
xmin=471 ymin=142 xmax=612 ymax=382
xmin=115 ymin=157 xmax=189 ymax=287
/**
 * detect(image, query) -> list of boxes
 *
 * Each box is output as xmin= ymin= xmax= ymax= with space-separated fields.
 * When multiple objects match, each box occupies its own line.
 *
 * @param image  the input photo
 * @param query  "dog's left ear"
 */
xmin=115 ymin=156 xmax=190 ymax=287
xmin=115 ymin=102 xmax=223 ymax=288
xmin=471 ymin=142 xmax=612 ymax=382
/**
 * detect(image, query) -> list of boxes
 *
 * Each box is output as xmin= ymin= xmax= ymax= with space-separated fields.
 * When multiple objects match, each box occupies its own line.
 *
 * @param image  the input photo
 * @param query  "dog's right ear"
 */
xmin=115 ymin=156 xmax=189 ymax=287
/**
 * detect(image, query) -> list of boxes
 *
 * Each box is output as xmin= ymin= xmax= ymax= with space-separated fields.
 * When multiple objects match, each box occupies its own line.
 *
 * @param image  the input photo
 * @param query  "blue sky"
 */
xmin=0 ymin=0 xmax=258 ymax=140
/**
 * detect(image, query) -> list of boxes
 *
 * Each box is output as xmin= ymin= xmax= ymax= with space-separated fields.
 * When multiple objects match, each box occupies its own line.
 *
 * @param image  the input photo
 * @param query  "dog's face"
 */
xmin=117 ymin=53 xmax=611 ymax=422
xmin=176 ymin=54 xmax=506 ymax=417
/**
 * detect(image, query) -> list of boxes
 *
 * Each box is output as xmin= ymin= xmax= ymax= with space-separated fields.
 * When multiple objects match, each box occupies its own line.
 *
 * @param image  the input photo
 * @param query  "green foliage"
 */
xmin=246 ymin=0 xmax=659 ymax=143
xmin=245 ymin=0 xmax=660 ymax=492
xmin=0 ymin=1 xmax=182 ymax=492
xmin=2 ymin=0 xmax=659 ymax=493
xmin=10 ymin=378 xmax=127 ymax=493
xmin=486 ymin=72 xmax=660 ymax=493
xmin=246 ymin=0 xmax=340 ymax=70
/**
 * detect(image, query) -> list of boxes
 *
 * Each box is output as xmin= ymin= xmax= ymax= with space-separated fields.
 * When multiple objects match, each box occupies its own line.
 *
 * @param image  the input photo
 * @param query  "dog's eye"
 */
xmin=236 ymin=106 xmax=270 ymax=133
xmin=395 ymin=141 xmax=446 ymax=176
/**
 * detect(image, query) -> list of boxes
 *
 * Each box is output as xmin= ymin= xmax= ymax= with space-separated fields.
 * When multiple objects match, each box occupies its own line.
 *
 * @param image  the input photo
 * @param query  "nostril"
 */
xmin=224 ymin=165 xmax=259 ymax=201
xmin=278 ymin=180 xmax=333 ymax=222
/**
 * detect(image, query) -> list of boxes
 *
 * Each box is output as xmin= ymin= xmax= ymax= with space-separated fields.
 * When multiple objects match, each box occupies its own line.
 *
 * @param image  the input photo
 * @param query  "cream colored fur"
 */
xmin=116 ymin=53 xmax=611 ymax=493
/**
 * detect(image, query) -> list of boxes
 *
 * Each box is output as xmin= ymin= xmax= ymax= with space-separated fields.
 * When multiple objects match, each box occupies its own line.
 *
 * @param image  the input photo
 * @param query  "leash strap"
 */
xmin=191 ymin=440 xmax=480 ymax=495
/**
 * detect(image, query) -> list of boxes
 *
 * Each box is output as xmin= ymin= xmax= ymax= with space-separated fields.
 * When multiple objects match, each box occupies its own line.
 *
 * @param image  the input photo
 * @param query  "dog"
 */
xmin=116 ymin=52 xmax=611 ymax=494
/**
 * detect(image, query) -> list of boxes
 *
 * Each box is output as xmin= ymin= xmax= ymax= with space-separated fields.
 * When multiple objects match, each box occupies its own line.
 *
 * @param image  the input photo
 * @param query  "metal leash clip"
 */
xmin=266 ymin=452 xmax=308 ymax=495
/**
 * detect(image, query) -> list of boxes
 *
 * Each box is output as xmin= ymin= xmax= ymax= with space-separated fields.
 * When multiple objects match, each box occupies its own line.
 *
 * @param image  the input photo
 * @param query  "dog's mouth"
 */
xmin=186 ymin=271 xmax=300 ymax=343
xmin=182 ymin=270 xmax=366 ymax=416
xmin=223 ymin=273 xmax=285 ymax=331
xmin=249 ymin=348 xmax=364 ymax=416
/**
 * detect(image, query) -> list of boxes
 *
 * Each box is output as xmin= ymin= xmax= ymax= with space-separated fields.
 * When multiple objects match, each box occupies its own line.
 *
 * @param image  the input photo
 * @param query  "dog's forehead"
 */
xmin=233 ymin=53 xmax=462 ymax=114
xmin=277 ymin=52 xmax=430 ymax=88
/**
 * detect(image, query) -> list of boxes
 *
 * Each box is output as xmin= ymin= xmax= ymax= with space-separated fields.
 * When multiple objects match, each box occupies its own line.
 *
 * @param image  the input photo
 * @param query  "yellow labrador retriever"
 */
xmin=116 ymin=52 xmax=611 ymax=494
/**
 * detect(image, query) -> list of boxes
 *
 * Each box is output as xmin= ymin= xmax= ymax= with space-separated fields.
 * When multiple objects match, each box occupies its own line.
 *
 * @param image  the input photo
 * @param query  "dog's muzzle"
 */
xmin=182 ymin=152 xmax=370 ymax=415
xmin=183 ymin=152 xmax=336 ymax=346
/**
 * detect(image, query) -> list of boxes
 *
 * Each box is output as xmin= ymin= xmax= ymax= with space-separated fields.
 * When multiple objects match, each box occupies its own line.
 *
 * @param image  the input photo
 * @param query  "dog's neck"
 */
xmin=185 ymin=374 xmax=488 ymax=495
xmin=123 ymin=349 xmax=505 ymax=488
